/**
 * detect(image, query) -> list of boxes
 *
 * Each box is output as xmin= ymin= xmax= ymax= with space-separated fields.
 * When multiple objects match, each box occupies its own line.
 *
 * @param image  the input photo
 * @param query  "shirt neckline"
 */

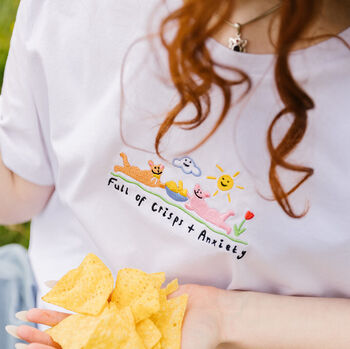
xmin=206 ymin=26 xmax=350 ymax=75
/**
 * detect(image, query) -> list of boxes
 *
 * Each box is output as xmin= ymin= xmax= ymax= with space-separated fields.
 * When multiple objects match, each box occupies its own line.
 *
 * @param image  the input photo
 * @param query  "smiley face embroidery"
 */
xmin=172 ymin=156 xmax=201 ymax=177
xmin=207 ymin=164 xmax=245 ymax=203
xmin=217 ymin=175 xmax=234 ymax=191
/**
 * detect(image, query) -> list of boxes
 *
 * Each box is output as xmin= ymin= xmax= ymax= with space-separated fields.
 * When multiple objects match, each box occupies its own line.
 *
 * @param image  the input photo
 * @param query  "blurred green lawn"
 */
xmin=0 ymin=0 xmax=19 ymax=93
xmin=0 ymin=0 xmax=30 ymax=249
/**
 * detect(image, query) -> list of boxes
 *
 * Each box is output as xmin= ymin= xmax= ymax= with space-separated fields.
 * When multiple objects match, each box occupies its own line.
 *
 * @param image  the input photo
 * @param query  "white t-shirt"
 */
xmin=1 ymin=0 xmax=350 ymax=309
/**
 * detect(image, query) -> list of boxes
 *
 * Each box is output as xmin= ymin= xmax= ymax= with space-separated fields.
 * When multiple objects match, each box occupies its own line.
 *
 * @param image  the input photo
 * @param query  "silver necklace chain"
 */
xmin=222 ymin=2 xmax=282 ymax=52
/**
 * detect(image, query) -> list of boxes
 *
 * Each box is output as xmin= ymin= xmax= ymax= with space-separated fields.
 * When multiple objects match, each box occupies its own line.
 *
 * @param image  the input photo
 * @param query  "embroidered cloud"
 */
xmin=172 ymin=156 xmax=201 ymax=177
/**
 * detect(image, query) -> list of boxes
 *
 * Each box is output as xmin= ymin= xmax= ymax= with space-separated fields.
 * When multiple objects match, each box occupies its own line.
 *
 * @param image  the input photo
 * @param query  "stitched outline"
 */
xmin=110 ymin=172 xmax=248 ymax=246
xmin=172 ymin=156 xmax=202 ymax=177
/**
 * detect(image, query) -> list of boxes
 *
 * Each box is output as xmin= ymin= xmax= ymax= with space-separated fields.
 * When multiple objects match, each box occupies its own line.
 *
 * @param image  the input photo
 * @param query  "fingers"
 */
xmin=26 ymin=344 xmax=59 ymax=349
xmin=5 ymin=325 xmax=21 ymax=339
xmin=11 ymin=276 xmax=65 ymax=349
xmin=15 ymin=344 xmax=57 ymax=349
xmin=8 ymin=308 xmax=67 ymax=348
xmin=24 ymin=308 xmax=70 ymax=327
xmin=16 ymin=325 xmax=60 ymax=348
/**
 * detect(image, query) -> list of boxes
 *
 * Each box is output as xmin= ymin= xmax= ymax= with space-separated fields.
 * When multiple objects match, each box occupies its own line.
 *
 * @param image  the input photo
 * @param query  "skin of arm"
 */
xmin=215 ymin=288 xmax=350 ymax=349
xmin=0 ymin=153 xmax=54 ymax=225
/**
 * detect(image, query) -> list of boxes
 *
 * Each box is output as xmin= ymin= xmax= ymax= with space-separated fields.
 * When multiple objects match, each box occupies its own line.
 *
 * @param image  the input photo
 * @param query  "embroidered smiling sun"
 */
xmin=207 ymin=164 xmax=245 ymax=203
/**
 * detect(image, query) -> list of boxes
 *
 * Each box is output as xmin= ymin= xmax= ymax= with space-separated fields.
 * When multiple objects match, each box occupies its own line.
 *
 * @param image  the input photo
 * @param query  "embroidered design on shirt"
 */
xmin=234 ymin=211 xmax=255 ymax=236
xmin=207 ymin=164 xmax=245 ymax=203
xmin=185 ymin=184 xmax=235 ymax=235
xmin=173 ymin=156 xmax=201 ymax=177
xmin=108 ymin=154 xmax=255 ymax=254
xmin=165 ymin=180 xmax=188 ymax=202
xmin=109 ymin=173 xmax=248 ymax=248
xmin=113 ymin=152 xmax=165 ymax=188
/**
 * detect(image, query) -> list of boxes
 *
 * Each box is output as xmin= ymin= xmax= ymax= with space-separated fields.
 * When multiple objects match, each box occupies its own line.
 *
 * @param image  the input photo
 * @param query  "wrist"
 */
xmin=216 ymin=289 xmax=247 ymax=345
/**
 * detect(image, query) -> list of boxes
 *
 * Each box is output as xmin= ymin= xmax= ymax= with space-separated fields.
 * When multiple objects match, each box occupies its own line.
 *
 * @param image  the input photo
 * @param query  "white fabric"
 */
xmin=1 ymin=0 xmax=350 ymax=309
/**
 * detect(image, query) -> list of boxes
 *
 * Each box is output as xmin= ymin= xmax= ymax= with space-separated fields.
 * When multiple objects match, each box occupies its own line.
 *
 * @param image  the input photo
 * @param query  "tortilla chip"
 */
xmin=47 ymin=313 xmax=100 ymax=349
xmin=151 ymin=272 xmax=166 ymax=289
xmin=48 ymin=304 xmax=145 ymax=349
xmin=137 ymin=318 xmax=162 ymax=349
xmin=158 ymin=289 xmax=167 ymax=308
xmin=131 ymin=284 xmax=160 ymax=323
xmin=151 ymin=295 xmax=188 ymax=349
xmin=43 ymin=256 xmax=187 ymax=349
xmin=85 ymin=305 xmax=145 ymax=349
xmin=42 ymin=254 xmax=113 ymax=315
xmin=164 ymin=279 xmax=178 ymax=296
xmin=111 ymin=269 xmax=164 ymax=308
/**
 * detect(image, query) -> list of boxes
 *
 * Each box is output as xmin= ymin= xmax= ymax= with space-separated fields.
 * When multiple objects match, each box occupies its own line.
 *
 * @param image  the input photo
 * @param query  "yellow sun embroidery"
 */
xmin=207 ymin=164 xmax=245 ymax=203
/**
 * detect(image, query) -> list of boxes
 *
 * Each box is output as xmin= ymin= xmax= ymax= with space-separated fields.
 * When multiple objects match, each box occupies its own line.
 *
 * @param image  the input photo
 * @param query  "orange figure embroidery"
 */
xmin=114 ymin=153 xmax=165 ymax=188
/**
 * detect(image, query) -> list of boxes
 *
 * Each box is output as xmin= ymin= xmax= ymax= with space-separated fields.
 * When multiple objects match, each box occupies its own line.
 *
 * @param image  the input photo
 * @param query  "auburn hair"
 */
xmin=153 ymin=0 xmax=349 ymax=218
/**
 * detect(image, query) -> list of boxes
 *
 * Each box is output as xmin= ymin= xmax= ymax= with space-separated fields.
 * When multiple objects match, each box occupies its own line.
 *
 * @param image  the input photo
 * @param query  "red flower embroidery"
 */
xmin=245 ymin=211 xmax=254 ymax=220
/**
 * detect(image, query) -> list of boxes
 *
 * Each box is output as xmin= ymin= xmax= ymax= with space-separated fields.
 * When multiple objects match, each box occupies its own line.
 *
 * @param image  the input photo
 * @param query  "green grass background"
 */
xmin=0 ymin=0 xmax=30 ymax=249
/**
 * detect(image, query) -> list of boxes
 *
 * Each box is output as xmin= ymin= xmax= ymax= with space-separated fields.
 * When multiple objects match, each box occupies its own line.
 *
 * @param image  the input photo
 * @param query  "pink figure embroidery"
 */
xmin=185 ymin=184 xmax=235 ymax=234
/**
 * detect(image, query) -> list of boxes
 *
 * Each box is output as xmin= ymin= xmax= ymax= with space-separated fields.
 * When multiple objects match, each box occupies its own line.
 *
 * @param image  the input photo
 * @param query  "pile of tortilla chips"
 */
xmin=42 ymin=254 xmax=188 ymax=349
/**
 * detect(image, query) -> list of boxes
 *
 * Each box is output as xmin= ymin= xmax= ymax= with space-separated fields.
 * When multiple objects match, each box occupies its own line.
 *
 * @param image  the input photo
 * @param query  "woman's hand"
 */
xmin=10 ymin=284 xmax=225 ymax=349
xmin=171 ymin=284 xmax=225 ymax=349
xmin=10 ymin=308 xmax=69 ymax=348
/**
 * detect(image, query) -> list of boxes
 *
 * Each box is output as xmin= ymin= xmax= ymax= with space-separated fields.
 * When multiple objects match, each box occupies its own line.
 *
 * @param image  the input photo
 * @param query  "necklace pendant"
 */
xmin=228 ymin=34 xmax=247 ymax=53
xmin=228 ymin=23 xmax=247 ymax=52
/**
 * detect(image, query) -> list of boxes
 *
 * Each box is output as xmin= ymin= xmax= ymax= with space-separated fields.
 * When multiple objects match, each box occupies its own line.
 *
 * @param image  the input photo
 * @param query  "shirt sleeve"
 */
xmin=0 ymin=0 xmax=54 ymax=186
